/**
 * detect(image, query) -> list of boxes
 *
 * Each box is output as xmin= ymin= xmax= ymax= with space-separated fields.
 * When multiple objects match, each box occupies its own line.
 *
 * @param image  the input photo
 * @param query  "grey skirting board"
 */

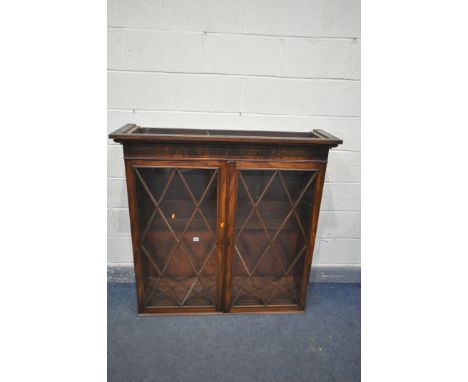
xmin=107 ymin=264 xmax=361 ymax=284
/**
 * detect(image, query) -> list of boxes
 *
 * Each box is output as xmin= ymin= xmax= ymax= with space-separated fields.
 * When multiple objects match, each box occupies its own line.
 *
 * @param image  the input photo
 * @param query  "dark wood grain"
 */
xmin=124 ymin=160 xmax=146 ymax=313
xmin=298 ymin=163 xmax=327 ymax=309
xmin=110 ymin=126 xmax=342 ymax=315
xmin=216 ymin=162 xmax=228 ymax=311
xmin=222 ymin=161 xmax=238 ymax=312
xmin=123 ymin=142 xmax=330 ymax=162
xmin=110 ymin=126 xmax=342 ymax=146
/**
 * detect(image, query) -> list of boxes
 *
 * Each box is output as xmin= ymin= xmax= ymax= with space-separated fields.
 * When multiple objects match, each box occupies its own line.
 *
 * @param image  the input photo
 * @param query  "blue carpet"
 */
xmin=108 ymin=283 xmax=360 ymax=382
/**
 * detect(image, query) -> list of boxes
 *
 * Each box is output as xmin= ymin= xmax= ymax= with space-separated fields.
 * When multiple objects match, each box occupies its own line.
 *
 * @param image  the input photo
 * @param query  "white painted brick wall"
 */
xmin=317 ymin=211 xmax=361 ymax=239
xmin=107 ymin=179 xmax=128 ymax=208
xmin=314 ymin=238 xmax=360 ymax=265
xmin=205 ymin=34 xmax=281 ymax=76
xmin=108 ymin=0 xmax=167 ymax=29
xmin=107 ymin=145 xmax=125 ymax=178
xmin=170 ymin=74 xmax=242 ymax=112
xmin=111 ymin=209 xmax=132 ymax=237
xmin=108 ymin=237 xmax=134 ymax=263
xmin=168 ymin=0 xmax=245 ymax=33
xmin=109 ymin=30 xmax=204 ymax=72
xmin=107 ymin=0 xmax=361 ymax=267
xmin=321 ymin=183 xmax=361 ymax=211
xmin=244 ymin=0 xmax=360 ymax=38
xmin=243 ymin=77 xmax=360 ymax=116
xmin=326 ymin=151 xmax=361 ymax=183
xmin=280 ymin=38 xmax=360 ymax=79
xmin=107 ymin=209 xmax=114 ymax=236
xmin=108 ymin=72 xmax=171 ymax=110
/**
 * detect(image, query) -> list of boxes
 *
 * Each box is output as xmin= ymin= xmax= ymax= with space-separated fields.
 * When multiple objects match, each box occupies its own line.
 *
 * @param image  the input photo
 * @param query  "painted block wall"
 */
xmin=107 ymin=0 xmax=361 ymax=268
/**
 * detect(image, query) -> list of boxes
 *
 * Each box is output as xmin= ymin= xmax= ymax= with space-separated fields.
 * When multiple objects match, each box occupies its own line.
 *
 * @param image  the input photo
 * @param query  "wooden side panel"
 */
xmin=298 ymin=163 xmax=327 ymax=309
xmin=124 ymin=159 xmax=146 ymax=313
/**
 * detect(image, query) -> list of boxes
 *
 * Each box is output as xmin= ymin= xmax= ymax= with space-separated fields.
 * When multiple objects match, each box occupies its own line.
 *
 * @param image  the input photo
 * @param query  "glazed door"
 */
xmin=224 ymin=162 xmax=324 ymax=313
xmin=127 ymin=160 xmax=227 ymax=314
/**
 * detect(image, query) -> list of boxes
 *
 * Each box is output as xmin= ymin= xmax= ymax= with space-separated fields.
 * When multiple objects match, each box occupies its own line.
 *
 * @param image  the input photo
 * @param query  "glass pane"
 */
xmin=135 ymin=167 xmax=218 ymax=308
xmin=232 ymin=169 xmax=316 ymax=307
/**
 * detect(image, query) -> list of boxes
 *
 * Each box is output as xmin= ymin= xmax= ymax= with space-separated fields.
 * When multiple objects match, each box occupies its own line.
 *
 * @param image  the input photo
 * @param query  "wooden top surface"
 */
xmin=109 ymin=124 xmax=343 ymax=147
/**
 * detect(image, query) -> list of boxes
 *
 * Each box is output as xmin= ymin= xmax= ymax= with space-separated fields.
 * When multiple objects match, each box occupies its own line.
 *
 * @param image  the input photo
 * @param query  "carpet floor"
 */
xmin=108 ymin=283 xmax=360 ymax=382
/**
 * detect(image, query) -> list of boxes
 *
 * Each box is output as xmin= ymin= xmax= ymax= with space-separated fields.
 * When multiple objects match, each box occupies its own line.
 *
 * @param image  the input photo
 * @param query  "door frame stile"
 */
xmin=222 ymin=161 xmax=238 ymax=312
xmin=216 ymin=162 xmax=228 ymax=311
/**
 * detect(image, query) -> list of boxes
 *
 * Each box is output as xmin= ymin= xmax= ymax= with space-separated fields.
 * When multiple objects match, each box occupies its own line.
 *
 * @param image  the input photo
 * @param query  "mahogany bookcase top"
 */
xmin=109 ymin=124 xmax=343 ymax=147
